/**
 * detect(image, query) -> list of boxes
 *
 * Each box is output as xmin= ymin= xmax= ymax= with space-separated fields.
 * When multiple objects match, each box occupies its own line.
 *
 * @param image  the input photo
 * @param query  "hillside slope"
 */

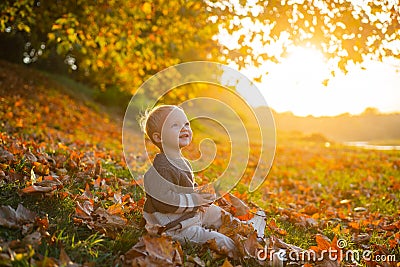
xmin=0 ymin=60 xmax=145 ymax=266
xmin=0 ymin=60 xmax=122 ymax=150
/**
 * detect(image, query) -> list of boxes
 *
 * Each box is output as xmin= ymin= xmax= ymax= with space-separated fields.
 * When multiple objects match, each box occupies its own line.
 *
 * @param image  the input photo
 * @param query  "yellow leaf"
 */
xmin=47 ymin=32 xmax=56 ymax=41
xmin=142 ymin=2 xmax=152 ymax=15
xmin=66 ymin=28 xmax=74 ymax=35
xmin=51 ymin=24 xmax=62 ymax=30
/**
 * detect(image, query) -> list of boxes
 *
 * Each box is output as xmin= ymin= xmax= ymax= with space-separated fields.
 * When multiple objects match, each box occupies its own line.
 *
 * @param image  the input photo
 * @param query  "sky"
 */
xmin=235 ymin=47 xmax=400 ymax=117
xmin=213 ymin=0 xmax=400 ymax=118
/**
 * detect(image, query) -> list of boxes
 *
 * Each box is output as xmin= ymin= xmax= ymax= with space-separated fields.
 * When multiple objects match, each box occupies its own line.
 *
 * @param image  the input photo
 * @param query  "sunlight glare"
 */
xmin=259 ymin=46 xmax=400 ymax=117
xmin=261 ymin=46 xmax=334 ymax=116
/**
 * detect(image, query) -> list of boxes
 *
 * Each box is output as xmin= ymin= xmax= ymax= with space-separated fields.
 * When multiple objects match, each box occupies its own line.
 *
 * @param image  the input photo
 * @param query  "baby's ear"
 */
xmin=152 ymin=132 xmax=161 ymax=143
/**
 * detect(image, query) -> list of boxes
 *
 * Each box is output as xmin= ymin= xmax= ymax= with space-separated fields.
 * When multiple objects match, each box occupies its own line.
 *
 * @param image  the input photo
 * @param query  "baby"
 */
xmin=140 ymin=104 xmax=262 ymax=257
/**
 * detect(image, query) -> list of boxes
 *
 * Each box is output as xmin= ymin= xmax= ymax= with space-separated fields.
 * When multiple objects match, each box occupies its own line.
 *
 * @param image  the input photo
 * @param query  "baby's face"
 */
xmin=160 ymin=108 xmax=192 ymax=151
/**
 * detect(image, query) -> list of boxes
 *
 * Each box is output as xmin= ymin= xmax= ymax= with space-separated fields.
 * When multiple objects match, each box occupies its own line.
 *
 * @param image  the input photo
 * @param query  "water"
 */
xmin=344 ymin=141 xmax=400 ymax=151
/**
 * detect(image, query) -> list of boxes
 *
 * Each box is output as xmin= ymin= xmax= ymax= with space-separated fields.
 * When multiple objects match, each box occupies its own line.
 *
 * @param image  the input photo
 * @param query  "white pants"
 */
xmin=166 ymin=204 xmax=238 ymax=256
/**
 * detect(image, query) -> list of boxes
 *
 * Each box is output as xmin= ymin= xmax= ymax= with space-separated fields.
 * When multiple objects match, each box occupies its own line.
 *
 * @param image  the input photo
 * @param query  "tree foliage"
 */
xmin=1 ymin=0 xmax=399 ymax=92
xmin=1 ymin=0 xmax=221 ymax=93
xmin=212 ymin=0 xmax=400 ymax=74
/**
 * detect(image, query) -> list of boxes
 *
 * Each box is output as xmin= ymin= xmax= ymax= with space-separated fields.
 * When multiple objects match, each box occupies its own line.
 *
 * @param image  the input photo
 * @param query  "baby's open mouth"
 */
xmin=179 ymin=133 xmax=190 ymax=138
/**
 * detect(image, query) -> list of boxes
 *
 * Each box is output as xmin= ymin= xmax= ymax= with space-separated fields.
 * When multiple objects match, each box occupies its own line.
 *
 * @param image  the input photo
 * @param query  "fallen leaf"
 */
xmin=309 ymin=234 xmax=342 ymax=266
xmin=145 ymin=223 xmax=164 ymax=236
xmin=35 ymin=216 xmax=49 ymax=230
xmin=353 ymin=207 xmax=367 ymax=212
xmin=107 ymin=203 xmax=123 ymax=215
xmin=123 ymin=235 xmax=183 ymax=266
xmin=267 ymin=219 xmax=287 ymax=236
xmin=187 ymin=255 xmax=205 ymax=267
xmin=242 ymin=232 xmax=263 ymax=258
xmin=24 ymin=151 xmax=37 ymax=163
xmin=227 ymin=193 xmax=250 ymax=217
xmin=0 ymin=149 xmax=14 ymax=162
xmin=205 ymin=238 xmax=231 ymax=257
xmin=315 ymin=234 xmax=332 ymax=251
xmin=0 ymin=204 xmax=36 ymax=229
xmin=348 ymin=221 xmax=360 ymax=229
xmin=59 ymin=246 xmax=74 ymax=266
xmin=221 ymin=258 xmax=234 ymax=267
xmin=36 ymin=175 xmax=63 ymax=187
xmin=381 ymin=220 xmax=400 ymax=231
xmin=218 ymin=212 xmax=254 ymax=238
xmin=75 ymin=200 xmax=93 ymax=219
xmin=33 ymin=161 xmax=49 ymax=175
xmin=21 ymin=185 xmax=56 ymax=194
xmin=352 ymin=233 xmax=370 ymax=244
xmin=0 ymin=205 xmax=19 ymax=228
xmin=299 ymin=204 xmax=319 ymax=215
xmin=22 ymin=231 xmax=42 ymax=249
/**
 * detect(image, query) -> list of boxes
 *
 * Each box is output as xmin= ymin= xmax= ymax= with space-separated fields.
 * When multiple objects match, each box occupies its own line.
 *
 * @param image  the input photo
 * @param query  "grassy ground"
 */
xmin=0 ymin=60 xmax=399 ymax=266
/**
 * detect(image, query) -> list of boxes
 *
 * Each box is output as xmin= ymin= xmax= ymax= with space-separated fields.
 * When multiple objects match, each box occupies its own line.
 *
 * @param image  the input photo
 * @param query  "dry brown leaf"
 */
xmin=21 ymin=185 xmax=56 ymax=194
xmin=186 ymin=255 xmax=205 ymax=267
xmin=265 ymin=236 xmax=308 ymax=265
xmin=267 ymin=219 xmax=287 ymax=236
xmin=35 ymin=216 xmax=49 ymax=231
xmin=123 ymin=238 xmax=146 ymax=261
xmin=24 ymin=151 xmax=37 ymax=163
xmin=381 ymin=220 xmax=400 ymax=231
xmin=299 ymin=204 xmax=319 ymax=215
xmin=59 ymin=246 xmax=81 ymax=267
xmin=227 ymin=193 xmax=250 ymax=217
xmin=0 ymin=206 xmax=19 ymax=228
xmin=315 ymin=234 xmax=332 ymax=251
xmin=93 ymin=207 xmax=127 ymax=227
xmin=145 ymin=223 xmax=164 ymax=236
xmin=218 ymin=212 xmax=254 ymax=238
xmin=143 ymin=234 xmax=182 ymax=264
xmin=22 ymin=231 xmax=42 ymax=249
xmin=0 ymin=204 xmax=36 ymax=229
xmin=308 ymin=234 xmax=342 ymax=266
xmin=107 ymin=203 xmax=124 ymax=215
xmin=75 ymin=201 xmax=93 ymax=219
xmin=74 ymin=204 xmax=128 ymax=238
xmin=242 ymin=232 xmax=263 ymax=258
xmin=221 ymin=258 xmax=234 ymax=267
xmin=204 ymin=238 xmax=230 ymax=256
xmin=15 ymin=203 xmax=36 ymax=222
xmin=0 ymin=149 xmax=14 ymax=162
xmin=33 ymin=161 xmax=50 ymax=176
xmin=35 ymin=176 xmax=63 ymax=187
xmin=352 ymin=233 xmax=370 ymax=244
xmin=123 ymin=235 xmax=183 ymax=267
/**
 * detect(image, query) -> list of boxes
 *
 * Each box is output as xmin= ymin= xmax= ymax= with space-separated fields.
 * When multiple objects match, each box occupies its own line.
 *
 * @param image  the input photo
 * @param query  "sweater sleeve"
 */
xmin=144 ymin=166 xmax=199 ymax=214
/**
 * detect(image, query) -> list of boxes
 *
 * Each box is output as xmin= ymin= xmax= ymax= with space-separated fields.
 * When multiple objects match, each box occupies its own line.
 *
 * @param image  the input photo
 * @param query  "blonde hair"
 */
xmin=139 ymin=105 xmax=182 ymax=145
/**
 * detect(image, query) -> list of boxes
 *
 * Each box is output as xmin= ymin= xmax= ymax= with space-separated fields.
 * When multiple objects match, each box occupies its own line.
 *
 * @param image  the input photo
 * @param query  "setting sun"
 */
xmin=241 ymin=46 xmax=400 ymax=117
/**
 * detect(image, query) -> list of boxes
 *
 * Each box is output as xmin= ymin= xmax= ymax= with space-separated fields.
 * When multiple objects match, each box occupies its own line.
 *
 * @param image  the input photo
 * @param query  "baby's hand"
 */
xmin=194 ymin=192 xmax=216 ymax=207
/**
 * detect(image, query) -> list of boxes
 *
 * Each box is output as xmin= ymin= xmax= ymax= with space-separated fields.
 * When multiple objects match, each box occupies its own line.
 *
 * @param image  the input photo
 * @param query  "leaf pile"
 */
xmin=0 ymin=60 xmax=144 ymax=266
xmin=249 ymin=137 xmax=400 ymax=266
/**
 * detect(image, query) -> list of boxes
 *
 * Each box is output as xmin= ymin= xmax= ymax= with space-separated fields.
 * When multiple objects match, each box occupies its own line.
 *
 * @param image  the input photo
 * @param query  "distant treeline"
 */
xmin=262 ymin=108 xmax=400 ymax=142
